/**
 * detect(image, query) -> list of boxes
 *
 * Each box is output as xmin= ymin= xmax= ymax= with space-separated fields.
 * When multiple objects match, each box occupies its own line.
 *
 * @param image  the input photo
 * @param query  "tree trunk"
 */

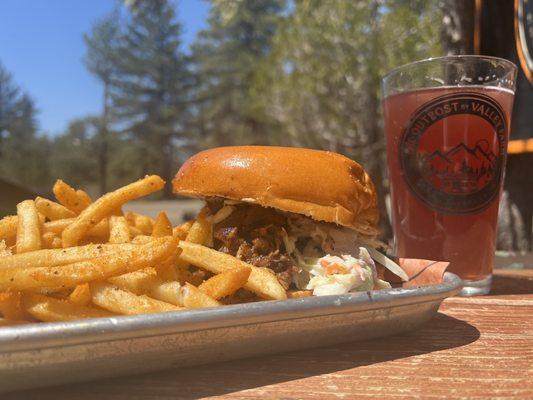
xmin=362 ymin=1 xmax=392 ymax=240
xmin=440 ymin=0 xmax=475 ymax=55
xmin=98 ymin=80 xmax=109 ymax=195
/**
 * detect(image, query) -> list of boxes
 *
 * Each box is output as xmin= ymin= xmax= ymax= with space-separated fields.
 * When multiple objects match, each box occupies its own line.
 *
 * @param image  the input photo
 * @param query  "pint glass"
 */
xmin=382 ymin=56 xmax=517 ymax=295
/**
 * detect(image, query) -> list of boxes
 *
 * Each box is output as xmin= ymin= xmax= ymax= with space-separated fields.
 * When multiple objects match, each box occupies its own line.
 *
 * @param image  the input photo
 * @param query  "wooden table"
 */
xmin=10 ymin=269 xmax=533 ymax=399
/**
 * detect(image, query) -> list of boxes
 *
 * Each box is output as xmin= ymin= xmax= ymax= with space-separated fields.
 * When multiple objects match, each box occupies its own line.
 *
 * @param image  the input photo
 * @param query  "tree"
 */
xmin=439 ymin=0 xmax=475 ymax=55
xmin=0 ymin=62 xmax=21 ymax=159
xmin=191 ymin=0 xmax=285 ymax=146
xmin=109 ymin=0 xmax=191 ymax=197
xmin=0 ymin=62 xmax=52 ymax=191
xmin=84 ymin=10 xmax=122 ymax=194
xmin=49 ymin=117 xmax=99 ymax=188
xmin=253 ymin=0 xmax=443 ymax=236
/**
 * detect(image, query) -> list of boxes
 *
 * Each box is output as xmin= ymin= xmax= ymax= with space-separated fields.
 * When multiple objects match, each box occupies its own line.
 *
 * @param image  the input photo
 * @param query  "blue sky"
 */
xmin=0 ymin=0 xmax=209 ymax=135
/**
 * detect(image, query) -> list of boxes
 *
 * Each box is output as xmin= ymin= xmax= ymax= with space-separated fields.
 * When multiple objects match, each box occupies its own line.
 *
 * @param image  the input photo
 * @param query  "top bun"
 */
xmin=172 ymin=146 xmax=379 ymax=235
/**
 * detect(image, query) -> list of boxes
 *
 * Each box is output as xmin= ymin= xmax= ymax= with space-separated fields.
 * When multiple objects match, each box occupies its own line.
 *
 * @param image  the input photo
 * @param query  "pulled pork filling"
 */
xmin=206 ymin=199 xmax=402 ymax=294
xmin=207 ymin=199 xmax=296 ymax=289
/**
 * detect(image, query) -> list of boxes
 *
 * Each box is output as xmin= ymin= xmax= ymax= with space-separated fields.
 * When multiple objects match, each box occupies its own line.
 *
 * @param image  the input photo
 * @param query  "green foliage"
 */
xmin=0 ymin=64 xmax=52 ymax=192
xmin=109 ymin=0 xmax=192 ymax=196
xmin=48 ymin=117 xmax=99 ymax=187
xmin=84 ymin=12 xmax=121 ymax=84
xmin=254 ymin=0 xmax=443 ymax=156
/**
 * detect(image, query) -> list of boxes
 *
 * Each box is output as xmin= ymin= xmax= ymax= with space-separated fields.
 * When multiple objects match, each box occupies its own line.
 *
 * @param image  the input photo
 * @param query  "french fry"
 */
xmin=34 ymin=197 xmax=75 ymax=221
xmin=43 ymin=218 xmax=109 ymax=239
xmin=152 ymin=212 xmax=172 ymax=237
xmin=68 ymin=283 xmax=91 ymax=306
xmin=0 ymin=318 xmax=31 ymax=326
xmin=90 ymin=282 xmax=181 ymax=315
xmin=41 ymin=232 xmax=62 ymax=249
xmin=184 ymin=210 xmax=212 ymax=245
xmin=0 ymin=242 xmax=137 ymax=270
xmin=51 ymin=236 xmax=62 ymax=249
xmin=0 ymin=291 xmax=33 ymax=320
xmin=178 ymin=241 xmax=287 ymax=300
xmin=109 ymin=216 xmax=131 ymax=244
xmin=0 ymin=215 xmax=18 ymax=244
xmin=16 ymin=200 xmax=42 ymax=253
xmin=108 ymin=268 xmax=182 ymax=306
xmin=173 ymin=220 xmax=193 ymax=240
xmin=128 ymin=225 xmax=144 ymax=237
xmin=108 ymin=268 xmax=159 ymax=295
xmin=53 ymin=179 xmax=92 ymax=214
xmin=131 ymin=235 xmax=153 ymax=244
xmin=0 ymin=237 xmax=177 ymax=291
xmin=179 ymin=283 xmax=220 ymax=309
xmin=23 ymin=293 xmax=112 ymax=322
xmin=62 ymin=175 xmax=164 ymax=247
xmin=126 ymin=212 xmax=155 ymax=235
xmin=287 ymin=290 xmax=313 ymax=299
xmin=176 ymin=268 xmax=205 ymax=286
xmin=148 ymin=281 xmax=182 ymax=306
xmin=169 ymin=211 xmax=213 ymax=281
xmin=0 ymin=240 xmax=12 ymax=257
xmin=198 ymin=267 xmax=251 ymax=300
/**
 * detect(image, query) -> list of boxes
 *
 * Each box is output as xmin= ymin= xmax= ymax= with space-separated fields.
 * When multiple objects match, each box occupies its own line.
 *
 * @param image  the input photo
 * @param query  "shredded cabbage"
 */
xmin=284 ymin=214 xmax=406 ymax=295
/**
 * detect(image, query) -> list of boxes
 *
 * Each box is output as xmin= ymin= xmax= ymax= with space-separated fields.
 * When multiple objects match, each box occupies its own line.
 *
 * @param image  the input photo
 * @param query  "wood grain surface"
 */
xmin=7 ymin=270 xmax=533 ymax=400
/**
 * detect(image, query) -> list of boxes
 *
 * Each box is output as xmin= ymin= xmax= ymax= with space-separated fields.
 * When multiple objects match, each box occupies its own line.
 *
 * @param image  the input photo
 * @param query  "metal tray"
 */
xmin=0 ymin=272 xmax=462 ymax=393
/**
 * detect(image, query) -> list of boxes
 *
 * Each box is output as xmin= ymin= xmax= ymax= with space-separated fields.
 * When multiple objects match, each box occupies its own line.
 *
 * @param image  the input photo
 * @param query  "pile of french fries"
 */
xmin=0 ymin=176 xmax=288 ymax=326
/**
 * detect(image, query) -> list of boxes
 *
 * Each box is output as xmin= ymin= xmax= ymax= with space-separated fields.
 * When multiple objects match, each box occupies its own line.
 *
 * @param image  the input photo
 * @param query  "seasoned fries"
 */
xmin=199 ymin=267 xmax=251 ymax=300
xmin=53 ymin=179 xmax=92 ymax=214
xmin=126 ymin=212 xmax=155 ymax=235
xmin=62 ymin=175 xmax=164 ymax=246
xmin=109 ymin=216 xmax=131 ymax=244
xmin=0 ymin=237 xmax=177 ymax=291
xmin=0 ymin=173 xmax=306 ymax=327
xmin=16 ymin=200 xmax=42 ymax=253
xmin=0 ymin=291 xmax=32 ymax=321
xmin=91 ymin=282 xmax=180 ymax=315
xmin=35 ymin=197 xmax=75 ymax=220
xmin=178 ymin=241 xmax=287 ymax=300
xmin=152 ymin=212 xmax=173 ymax=237
xmin=23 ymin=293 xmax=112 ymax=322
xmin=68 ymin=283 xmax=92 ymax=306
xmin=173 ymin=220 xmax=193 ymax=240
xmin=0 ymin=242 xmax=137 ymax=270
xmin=0 ymin=215 xmax=18 ymax=244
xmin=41 ymin=232 xmax=62 ymax=249
xmin=178 ymin=283 xmax=220 ymax=309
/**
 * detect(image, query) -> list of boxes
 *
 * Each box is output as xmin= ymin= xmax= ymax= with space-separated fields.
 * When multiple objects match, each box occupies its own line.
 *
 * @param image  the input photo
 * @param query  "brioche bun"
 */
xmin=172 ymin=146 xmax=379 ymax=235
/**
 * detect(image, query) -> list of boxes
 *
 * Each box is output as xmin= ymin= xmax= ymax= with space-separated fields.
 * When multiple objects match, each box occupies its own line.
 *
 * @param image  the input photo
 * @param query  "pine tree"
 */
xmin=0 ymin=63 xmax=21 ymax=159
xmin=0 ymin=63 xmax=51 ymax=190
xmin=110 ymin=0 xmax=191 ymax=197
xmin=192 ymin=0 xmax=285 ymax=146
xmin=84 ymin=11 xmax=121 ymax=194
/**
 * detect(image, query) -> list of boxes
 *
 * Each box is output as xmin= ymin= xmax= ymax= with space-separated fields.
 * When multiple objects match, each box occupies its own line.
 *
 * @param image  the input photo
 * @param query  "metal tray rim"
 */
xmin=0 ymin=272 xmax=462 ymax=353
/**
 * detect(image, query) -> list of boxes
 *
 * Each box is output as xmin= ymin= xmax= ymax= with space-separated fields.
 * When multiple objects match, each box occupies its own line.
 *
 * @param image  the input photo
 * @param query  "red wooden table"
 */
xmin=9 ymin=269 xmax=533 ymax=399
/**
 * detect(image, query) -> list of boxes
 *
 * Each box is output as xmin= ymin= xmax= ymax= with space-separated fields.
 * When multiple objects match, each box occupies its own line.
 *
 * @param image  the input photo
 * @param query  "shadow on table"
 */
xmin=10 ymin=313 xmax=479 ymax=400
xmin=491 ymin=273 xmax=533 ymax=295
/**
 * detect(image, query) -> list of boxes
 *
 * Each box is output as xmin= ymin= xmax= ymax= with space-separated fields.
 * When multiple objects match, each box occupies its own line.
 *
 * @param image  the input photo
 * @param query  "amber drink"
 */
xmin=382 ymin=56 xmax=517 ymax=295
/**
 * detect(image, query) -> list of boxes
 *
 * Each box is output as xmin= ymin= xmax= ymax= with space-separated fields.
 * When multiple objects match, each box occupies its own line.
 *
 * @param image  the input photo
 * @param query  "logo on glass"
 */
xmin=399 ymin=92 xmax=507 ymax=214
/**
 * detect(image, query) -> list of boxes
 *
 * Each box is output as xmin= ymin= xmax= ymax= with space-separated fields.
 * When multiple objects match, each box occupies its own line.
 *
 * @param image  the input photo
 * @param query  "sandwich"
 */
xmin=173 ymin=146 xmax=407 ymax=296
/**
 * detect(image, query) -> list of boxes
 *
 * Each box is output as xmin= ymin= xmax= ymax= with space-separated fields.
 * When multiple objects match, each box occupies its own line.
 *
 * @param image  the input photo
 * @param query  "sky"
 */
xmin=0 ymin=0 xmax=209 ymax=135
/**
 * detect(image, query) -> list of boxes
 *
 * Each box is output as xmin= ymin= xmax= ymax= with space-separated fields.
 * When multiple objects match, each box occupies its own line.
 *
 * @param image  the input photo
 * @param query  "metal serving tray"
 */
xmin=0 ymin=272 xmax=462 ymax=393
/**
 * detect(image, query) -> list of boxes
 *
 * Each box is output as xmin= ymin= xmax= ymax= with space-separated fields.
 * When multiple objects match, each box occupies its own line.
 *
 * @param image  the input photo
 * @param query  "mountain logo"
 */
xmin=399 ymin=92 xmax=508 ymax=215
xmin=422 ymin=141 xmax=497 ymax=195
